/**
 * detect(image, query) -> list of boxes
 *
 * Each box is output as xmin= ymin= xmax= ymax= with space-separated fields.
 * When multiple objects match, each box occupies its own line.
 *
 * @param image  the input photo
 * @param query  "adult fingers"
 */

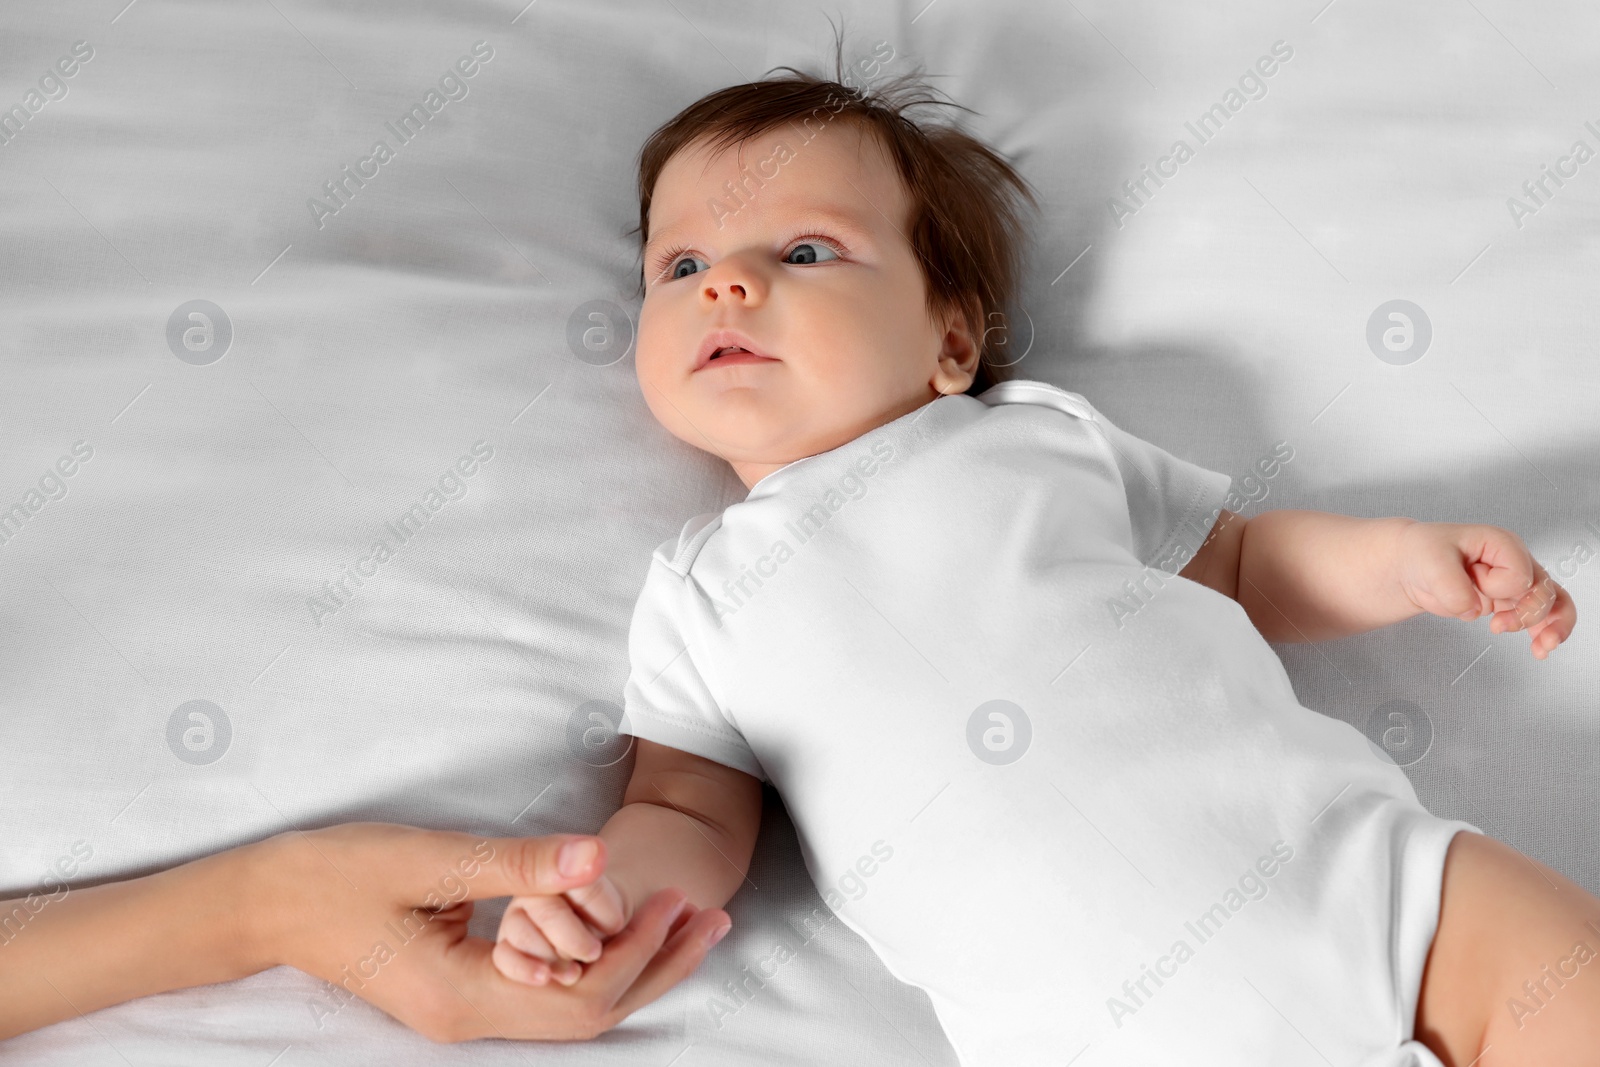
xmin=608 ymin=898 xmax=732 ymax=1021
xmin=330 ymin=827 xmax=608 ymax=903
xmin=426 ymin=890 xmax=715 ymax=1041
xmin=459 ymin=834 xmax=608 ymax=901
xmin=577 ymin=889 xmax=731 ymax=1024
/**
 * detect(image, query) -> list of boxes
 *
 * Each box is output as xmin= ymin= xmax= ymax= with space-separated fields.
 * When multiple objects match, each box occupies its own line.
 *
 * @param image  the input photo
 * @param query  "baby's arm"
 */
xmin=1181 ymin=509 xmax=1576 ymax=655
xmin=494 ymin=739 xmax=761 ymax=985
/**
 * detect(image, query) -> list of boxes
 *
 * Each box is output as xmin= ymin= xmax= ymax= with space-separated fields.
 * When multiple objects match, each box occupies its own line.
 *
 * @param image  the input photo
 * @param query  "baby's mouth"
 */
xmin=701 ymin=347 xmax=780 ymax=369
xmin=694 ymin=331 xmax=778 ymax=370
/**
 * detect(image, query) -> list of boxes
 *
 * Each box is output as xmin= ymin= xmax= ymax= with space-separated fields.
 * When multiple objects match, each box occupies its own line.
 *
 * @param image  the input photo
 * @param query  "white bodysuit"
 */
xmin=619 ymin=379 xmax=1479 ymax=1067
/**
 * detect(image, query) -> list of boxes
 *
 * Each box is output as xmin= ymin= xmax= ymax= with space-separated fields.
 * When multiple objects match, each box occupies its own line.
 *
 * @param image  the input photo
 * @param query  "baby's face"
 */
xmin=636 ymin=120 xmax=979 ymax=491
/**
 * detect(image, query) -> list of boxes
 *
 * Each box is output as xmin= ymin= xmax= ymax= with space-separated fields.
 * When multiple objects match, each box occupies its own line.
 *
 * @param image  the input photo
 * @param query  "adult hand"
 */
xmin=251 ymin=822 xmax=729 ymax=1042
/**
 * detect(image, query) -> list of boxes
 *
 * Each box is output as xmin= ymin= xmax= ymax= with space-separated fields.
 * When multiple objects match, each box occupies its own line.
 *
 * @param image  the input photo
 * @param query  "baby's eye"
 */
xmin=656 ymin=236 xmax=843 ymax=283
xmin=784 ymin=239 xmax=842 ymax=265
xmin=666 ymin=254 xmax=708 ymax=281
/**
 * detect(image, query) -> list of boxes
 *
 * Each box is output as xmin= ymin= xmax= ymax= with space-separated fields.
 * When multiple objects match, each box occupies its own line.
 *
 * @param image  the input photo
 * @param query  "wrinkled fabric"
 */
xmin=622 ymin=380 xmax=1480 ymax=1065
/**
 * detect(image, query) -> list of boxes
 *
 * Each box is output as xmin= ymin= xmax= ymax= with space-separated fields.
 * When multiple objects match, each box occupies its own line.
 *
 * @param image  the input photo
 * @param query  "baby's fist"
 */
xmin=493 ymin=858 xmax=632 ymax=987
xmin=1397 ymin=520 xmax=1577 ymax=659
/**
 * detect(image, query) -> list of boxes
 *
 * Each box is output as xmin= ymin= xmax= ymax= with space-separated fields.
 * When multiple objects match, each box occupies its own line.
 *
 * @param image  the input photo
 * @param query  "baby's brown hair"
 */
xmin=628 ymin=23 xmax=1040 ymax=397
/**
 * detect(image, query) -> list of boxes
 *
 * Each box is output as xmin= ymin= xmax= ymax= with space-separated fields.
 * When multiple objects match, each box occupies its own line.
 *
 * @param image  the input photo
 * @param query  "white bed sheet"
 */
xmin=2 ymin=0 xmax=1595 ymax=1063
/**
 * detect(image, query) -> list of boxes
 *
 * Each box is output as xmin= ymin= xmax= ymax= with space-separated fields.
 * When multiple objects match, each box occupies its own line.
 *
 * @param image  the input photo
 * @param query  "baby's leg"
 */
xmin=1416 ymin=830 xmax=1600 ymax=1066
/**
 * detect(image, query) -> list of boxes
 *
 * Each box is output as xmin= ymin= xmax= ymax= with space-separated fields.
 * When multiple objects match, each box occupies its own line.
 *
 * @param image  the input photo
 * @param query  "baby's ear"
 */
xmin=947 ymin=293 xmax=982 ymax=344
xmin=944 ymin=295 xmax=985 ymax=372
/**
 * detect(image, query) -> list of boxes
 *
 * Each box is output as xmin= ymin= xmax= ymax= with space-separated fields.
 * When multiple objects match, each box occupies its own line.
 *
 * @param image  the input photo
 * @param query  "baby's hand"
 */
xmin=493 ymin=845 xmax=633 ymax=987
xmin=1396 ymin=521 xmax=1577 ymax=660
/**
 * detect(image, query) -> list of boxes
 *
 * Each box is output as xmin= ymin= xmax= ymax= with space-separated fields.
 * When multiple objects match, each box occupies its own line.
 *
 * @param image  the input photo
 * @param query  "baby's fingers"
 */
xmin=493 ymin=938 xmax=557 ymax=986
xmin=499 ymin=899 xmax=557 ymax=957
xmin=1523 ymin=581 xmax=1576 ymax=661
xmin=512 ymin=893 xmax=605 ymax=963
xmin=1486 ymin=564 xmax=1576 ymax=657
xmin=566 ymin=875 xmax=628 ymax=938
xmin=495 ymin=905 xmax=589 ymax=986
xmin=492 ymin=939 xmax=586 ymax=987
xmin=1490 ymin=570 xmax=1557 ymax=631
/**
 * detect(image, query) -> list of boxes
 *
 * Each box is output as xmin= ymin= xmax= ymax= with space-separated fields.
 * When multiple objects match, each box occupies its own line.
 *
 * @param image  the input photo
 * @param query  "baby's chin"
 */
xmin=717 ymin=422 xmax=875 ymax=474
xmin=656 ymin=387 xmax=886 ymax=470
xmin=703 ymin=423 xmax=825 ymax=470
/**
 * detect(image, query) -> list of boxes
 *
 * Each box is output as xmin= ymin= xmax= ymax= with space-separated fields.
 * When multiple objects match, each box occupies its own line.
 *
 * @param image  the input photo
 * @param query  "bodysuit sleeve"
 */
xmin=1082 ymin=400 xmax=1235 ymax=576
xmin=618 ymin=544 xmax=767 ymax=782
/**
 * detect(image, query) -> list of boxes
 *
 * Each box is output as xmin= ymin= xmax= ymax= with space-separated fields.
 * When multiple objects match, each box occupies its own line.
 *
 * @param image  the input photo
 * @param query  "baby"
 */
xmin=494 ymin=46 xmax=1594 ymax=1066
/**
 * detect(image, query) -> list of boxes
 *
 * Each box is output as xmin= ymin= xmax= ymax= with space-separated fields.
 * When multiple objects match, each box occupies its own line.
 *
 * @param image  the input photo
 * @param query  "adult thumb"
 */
xmin=462 ymin=834 xmax=607 ymax=900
